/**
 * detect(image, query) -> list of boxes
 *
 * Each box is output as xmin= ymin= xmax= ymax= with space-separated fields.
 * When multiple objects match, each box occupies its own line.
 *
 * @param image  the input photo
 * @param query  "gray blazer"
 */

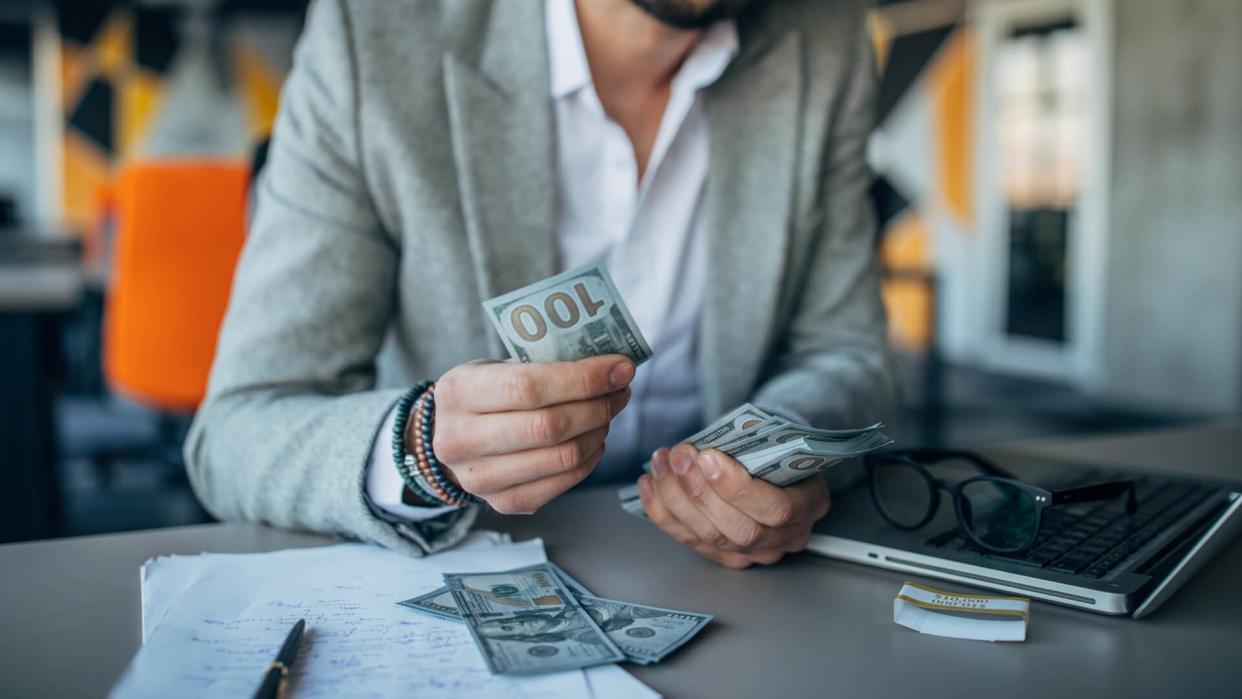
xmin=185 ymin=0 xmax=898 ymax=556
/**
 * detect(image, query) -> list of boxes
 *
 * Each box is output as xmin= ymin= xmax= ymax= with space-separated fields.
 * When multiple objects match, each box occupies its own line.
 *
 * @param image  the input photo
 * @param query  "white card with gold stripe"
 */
xmin=893 ymin=581 xmax=1030 ymax=642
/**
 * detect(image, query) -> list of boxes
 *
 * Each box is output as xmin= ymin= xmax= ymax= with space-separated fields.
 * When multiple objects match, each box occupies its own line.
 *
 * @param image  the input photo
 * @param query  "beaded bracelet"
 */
xmin=417 ymin=386 xmax=481 ymax=506
xmin=410 ymin=390 xmax=459 ymax=506
xmin=391 ymin=381 xmax=440 ymax=505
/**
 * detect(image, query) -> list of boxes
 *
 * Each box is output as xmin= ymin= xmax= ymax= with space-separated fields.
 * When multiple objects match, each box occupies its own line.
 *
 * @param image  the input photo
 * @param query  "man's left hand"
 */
xmin=637 ymin=443 xmax=830 ymax=569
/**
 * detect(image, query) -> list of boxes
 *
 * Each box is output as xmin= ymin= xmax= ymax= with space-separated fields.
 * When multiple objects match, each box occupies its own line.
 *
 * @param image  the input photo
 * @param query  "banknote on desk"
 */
xmin=444 ymin=564 xmax=625 ymax=675
xmin=400 ymin=562 xmax=591 ymax=623
xmin=483 ymin=262 xmax=652 ymax=365
xmin=401 ymin=563 xmax=712 ymax=666
xmin=575 ymin=595 xmax=712 ymax=665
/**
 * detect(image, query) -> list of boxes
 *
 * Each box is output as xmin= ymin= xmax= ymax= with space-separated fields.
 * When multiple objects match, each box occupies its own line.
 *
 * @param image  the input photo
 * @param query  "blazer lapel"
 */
xmin=443 ymin=1 xmax=557 ymax=358
xmin=700 ymin=30 xmax=804 ymax=416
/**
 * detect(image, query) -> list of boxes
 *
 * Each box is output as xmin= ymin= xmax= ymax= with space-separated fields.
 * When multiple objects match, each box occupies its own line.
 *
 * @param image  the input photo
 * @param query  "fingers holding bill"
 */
xmin=484 ymin=443 xmax=607 ymax=515
xmin=648 ymin=448 xmax=731 ymax=549
xmin=695 ymin=448 xmax=831 ymax=527
xmin=670 ymin=447 xmax=789 ymax=551
xmin=637 ymin=472 xmax=699 ymax=547
xmin=440 ymin=387 xmax=630 ymax=458
xmin=438 ymin=354 xmax=635 ymax=412
xmin=639 ymin=443 xmax=825 ymax=566
xmin=447 ymin=425 xmax=610 ymax=496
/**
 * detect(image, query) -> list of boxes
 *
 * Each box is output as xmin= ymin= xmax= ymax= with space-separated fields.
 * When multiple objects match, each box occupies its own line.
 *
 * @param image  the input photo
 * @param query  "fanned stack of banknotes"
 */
xmin=618 ymin=403 xmax=893 ymax=518
xmin=398 ymin=562 xmax=712 ymax=675
xmin=480 ymin=261 xmax=894 ymax=520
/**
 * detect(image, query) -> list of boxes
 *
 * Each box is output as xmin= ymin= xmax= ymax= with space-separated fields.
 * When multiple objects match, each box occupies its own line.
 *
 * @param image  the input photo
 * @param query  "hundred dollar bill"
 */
xmin=727 ymin=430 xmax=891 ymax=470
xmin=540 ymin=561 xmax=592 ymax=598
xmin=616 ymin=484 xmax=649 ymax=520
xmin=678 ymin=403 xmax=773 ymax=448
xmin=576 ymin=595 xmax=712 ymax=665
xmin=741 ymin=437 xmax=890 ymax=486
xmin=443 ymin=564 xmax=625 ymax=675
xmin=483 ymin=262 xmax=652 ymax=365
xmin=400 ymin=563 xmax=592 ymax=622
xmin=641 ymin=403 xmax=773 ymax=472
xmin=718 ymin=422 xmax=885 ymax=454
xmin=715 ymin=423 xmax=891 ymax=480
xmin=400 ymin=571 xmax=712 ymax=665
xmin=620 ymin=496 xmax=648 ymax=520
xmin=397 ymin=586 xmax=461 ymax=622
xmin=617 ymin=483 xmax=640 ymax=504
xmin=619 ymin=403 xmax=893 ymax=517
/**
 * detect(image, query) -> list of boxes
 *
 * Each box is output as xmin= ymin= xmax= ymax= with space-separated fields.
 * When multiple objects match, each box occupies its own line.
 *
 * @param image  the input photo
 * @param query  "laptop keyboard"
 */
xmin=926 ymin=473 xmax=1216 ymax=579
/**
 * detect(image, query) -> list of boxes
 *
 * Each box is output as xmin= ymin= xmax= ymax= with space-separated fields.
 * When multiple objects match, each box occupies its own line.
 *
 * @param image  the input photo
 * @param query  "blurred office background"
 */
xmin=1 ymin=0 xmax=1239 ymax=543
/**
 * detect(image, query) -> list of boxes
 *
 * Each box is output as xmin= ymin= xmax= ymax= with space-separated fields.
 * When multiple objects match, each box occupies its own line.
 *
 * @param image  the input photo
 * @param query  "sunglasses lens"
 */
xmin=873 ymin=460 xmax=935 ymax=528
xmin=959 ymin=479 xmax=1039 ymax=552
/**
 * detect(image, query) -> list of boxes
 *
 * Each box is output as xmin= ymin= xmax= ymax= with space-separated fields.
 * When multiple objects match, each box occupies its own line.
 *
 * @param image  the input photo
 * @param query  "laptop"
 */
xmin=808 ymin=451 xmax=1242 ymax=618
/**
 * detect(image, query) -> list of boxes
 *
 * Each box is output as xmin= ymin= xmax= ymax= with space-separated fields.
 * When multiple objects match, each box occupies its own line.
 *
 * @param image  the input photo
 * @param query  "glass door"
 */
xmin=974 ymin=0 xmax=1111 ymax=384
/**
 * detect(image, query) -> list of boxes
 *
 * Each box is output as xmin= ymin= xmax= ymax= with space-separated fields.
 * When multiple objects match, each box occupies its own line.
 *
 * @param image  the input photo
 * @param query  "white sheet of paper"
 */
xmin=123 ymin=533 xmax=657 ymax=699
xmin=115 ymin=538 xmax=551 ymax=697
xmin=138 ymin=530 xmax=514 ymax=640
xmin=584 ymin=664 xmax=661 ymax=699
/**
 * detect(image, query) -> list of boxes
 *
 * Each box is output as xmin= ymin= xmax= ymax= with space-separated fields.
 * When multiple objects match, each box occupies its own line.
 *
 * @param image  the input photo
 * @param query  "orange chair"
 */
xmin=104 ymin=160 xmax=249 ymax=413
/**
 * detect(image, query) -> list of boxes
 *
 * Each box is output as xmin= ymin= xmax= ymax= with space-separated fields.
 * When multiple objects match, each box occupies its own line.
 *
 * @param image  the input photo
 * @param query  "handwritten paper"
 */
xmin=139 ymin=531 xmax=514 ymax=639
xmin=112 ymin=536 xmax=657 ymax=698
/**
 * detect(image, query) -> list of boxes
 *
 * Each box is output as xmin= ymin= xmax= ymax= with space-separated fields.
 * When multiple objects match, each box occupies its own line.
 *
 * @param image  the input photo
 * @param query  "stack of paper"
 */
xmin=112 ymin=533 xmax=658 ymax=698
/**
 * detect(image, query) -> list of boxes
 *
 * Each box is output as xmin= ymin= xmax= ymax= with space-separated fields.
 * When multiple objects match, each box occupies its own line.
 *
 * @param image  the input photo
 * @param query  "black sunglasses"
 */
xmin=865 ymin=448 xmax=1137 ymax=554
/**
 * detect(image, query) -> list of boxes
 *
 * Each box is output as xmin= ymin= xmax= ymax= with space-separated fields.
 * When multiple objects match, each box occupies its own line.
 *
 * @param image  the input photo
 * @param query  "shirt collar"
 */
xmin=545 ymin=0 xmax=739 ymax=100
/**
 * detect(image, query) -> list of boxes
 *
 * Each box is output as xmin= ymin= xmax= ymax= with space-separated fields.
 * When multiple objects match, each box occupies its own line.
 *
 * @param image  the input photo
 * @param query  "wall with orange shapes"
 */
xmin=870 ymin=19 xmax=977 ymax=354
xmin=56 ymin=3 xmax=300 ymax=235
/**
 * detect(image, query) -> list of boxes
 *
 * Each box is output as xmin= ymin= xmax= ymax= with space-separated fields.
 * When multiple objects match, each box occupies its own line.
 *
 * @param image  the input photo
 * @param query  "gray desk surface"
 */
xmin=0 ymin=262 xmax=82 ymax=311
xmin=2 ymin=421 xmax=1240 ymax=698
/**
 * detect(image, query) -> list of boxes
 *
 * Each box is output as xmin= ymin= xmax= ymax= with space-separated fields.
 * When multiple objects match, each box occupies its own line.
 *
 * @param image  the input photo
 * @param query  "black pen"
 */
xmin=253 ymin=618 xmax=306 ymax=699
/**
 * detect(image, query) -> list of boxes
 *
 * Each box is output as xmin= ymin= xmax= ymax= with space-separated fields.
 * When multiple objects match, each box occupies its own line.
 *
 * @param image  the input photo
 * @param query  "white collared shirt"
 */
xmin=367 ymin=0 xmax=738 ymax=519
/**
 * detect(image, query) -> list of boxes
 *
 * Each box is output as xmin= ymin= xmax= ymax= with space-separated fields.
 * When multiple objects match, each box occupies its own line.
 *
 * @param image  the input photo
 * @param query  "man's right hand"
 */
xmin=430 ymin=355 xmax=635 ymax=514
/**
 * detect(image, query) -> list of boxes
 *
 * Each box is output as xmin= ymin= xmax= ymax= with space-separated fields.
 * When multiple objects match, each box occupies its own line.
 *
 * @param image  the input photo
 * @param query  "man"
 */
xmin=186 ymin=0 xmax=897 ymax=569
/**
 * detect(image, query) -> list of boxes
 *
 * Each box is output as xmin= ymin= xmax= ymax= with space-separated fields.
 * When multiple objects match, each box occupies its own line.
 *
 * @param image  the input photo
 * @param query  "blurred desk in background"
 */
xmin=0 ymin=234 xmax=83 ymax=305
xmin=0 ymin=234 xmax=83 ymax=543
xmin=0 ymin=422 xmax=1239 ymax=698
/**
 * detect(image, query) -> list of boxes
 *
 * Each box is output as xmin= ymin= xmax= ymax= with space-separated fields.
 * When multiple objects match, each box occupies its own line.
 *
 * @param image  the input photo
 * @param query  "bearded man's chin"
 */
xmin=626 ymin=0 xmax=754 ymax=30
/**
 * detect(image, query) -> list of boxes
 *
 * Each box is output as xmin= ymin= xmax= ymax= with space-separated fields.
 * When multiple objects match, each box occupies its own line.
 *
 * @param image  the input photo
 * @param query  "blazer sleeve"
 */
xmin=751 ymin=26 xmax=901 ymax=429
xmin=184 ymin=0 xmax=477 ymax=555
